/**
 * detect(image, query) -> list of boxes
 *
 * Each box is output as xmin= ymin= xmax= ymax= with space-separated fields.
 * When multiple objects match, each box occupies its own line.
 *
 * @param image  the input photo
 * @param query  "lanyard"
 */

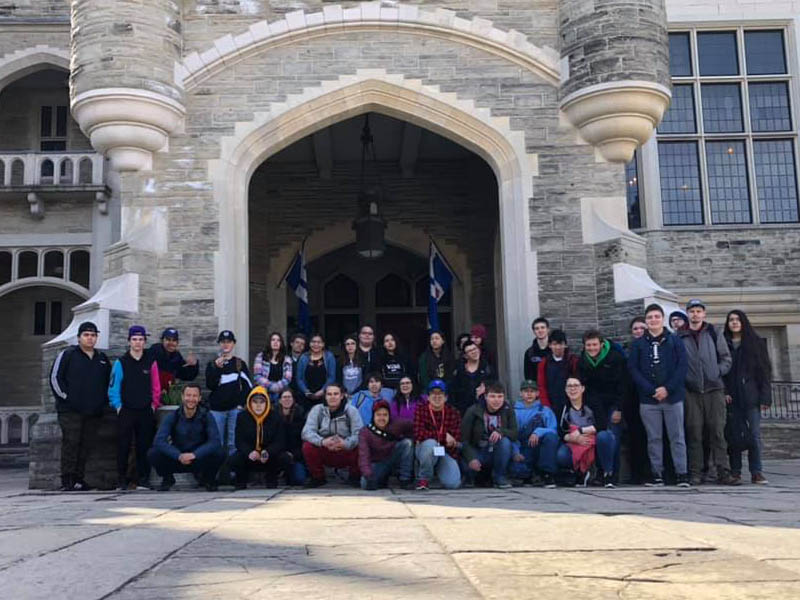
xmin=429 ymin=405 xmax=446 ymax=442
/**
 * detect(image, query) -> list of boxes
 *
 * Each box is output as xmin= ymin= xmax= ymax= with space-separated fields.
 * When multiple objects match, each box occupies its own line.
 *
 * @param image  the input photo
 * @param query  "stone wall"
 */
xmin=762 ymin=422 xmax=800 ymax=460
xmin=0 ymin=0 xmax=69 ymax=19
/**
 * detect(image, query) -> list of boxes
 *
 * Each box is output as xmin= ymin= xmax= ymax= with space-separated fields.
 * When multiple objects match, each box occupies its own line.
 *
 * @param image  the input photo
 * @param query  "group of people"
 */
xmin=49 ymin=300 xmax=771 ymax=492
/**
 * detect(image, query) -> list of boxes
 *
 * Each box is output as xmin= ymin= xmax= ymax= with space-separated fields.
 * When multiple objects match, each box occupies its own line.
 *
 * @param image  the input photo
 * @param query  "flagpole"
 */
xmin=428 ymin=235 xmax=461 ymax=284
xmin=276 ymin=236 xmax=308 ymax=289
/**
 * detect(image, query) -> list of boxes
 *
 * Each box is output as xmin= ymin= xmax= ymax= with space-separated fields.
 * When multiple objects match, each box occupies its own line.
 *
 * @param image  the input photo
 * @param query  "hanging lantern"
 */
xmin=352 ymin=114 xmax=387 ymax=259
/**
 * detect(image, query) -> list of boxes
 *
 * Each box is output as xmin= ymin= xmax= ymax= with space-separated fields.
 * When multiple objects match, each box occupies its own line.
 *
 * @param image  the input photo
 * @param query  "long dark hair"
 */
xmin=264 ymin=331 xmax=287 ymax=364
xmin=339 ymin=333 xmax=362 ymax=367
xmin=723 ymin=310 xmax=771 ymax=383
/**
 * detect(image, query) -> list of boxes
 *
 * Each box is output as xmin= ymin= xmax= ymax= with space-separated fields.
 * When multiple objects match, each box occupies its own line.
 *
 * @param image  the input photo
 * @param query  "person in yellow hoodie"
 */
xmin=230 ymin=386 xmax=288 ymax=489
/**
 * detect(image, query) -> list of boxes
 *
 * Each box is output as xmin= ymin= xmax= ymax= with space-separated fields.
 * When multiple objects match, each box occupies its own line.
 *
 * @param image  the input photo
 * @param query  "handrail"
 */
xmin=764 ymin=381 xmax=800 ymax=421
xmin=0 ymin=151 xmax=104 ymax=186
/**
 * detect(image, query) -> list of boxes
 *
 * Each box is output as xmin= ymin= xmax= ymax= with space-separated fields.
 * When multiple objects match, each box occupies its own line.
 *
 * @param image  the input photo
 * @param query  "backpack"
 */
xmin=724 ymin=406 xmax=751 ymax=452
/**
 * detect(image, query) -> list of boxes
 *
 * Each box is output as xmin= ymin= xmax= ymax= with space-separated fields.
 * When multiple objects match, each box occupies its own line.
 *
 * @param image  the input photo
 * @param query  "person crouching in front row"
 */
xmin=358 ymin=400 xmax=414 ymax=490
xmin=230 ymin=386 xmax=290 ymax=489
xmin=148 ymin=384 xmax=225 ymax=491
xmin=301 ymin=382 xmax=363 ymax=487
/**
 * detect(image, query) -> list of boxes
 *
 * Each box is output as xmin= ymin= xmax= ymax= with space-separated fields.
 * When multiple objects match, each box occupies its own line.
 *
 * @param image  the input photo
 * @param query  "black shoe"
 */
xmin=158 ymin=475 xmax=175 ymax=492
xmin=59 ymin=476 xmax=76 ymax=492
xmin=364 ymin=478 xmax=378 ymax=491
xmin=347 ymin=475 xmax=361 ymax=488
xmin=676 ymin=473 xmax=691 ymax=488
xmin=204 ymin=480 xmax=218 ymax=492
xmin=134 ymin=480 xmax=151 ymax=491
xmin=399 ymin=480 xmax=415 ymax=490
xmin=73 ymin=479 xmax=93 ymax=492
xmin=645 ymin=476 xmax=664 ymax=487
xmin=305 ymin=477 xmax=327 ymax=488
xmin=116 ymin=479 xmax=128 ymax=491
xmin=265 ymin=478 xmax=278 ymax=489
xmin=234 ymin=481 xmax=247 ymax=490
xmin=542 ymin=473 xmax=556 ymax=489
xmin=603 ymin=473 xmax=616 ymax=488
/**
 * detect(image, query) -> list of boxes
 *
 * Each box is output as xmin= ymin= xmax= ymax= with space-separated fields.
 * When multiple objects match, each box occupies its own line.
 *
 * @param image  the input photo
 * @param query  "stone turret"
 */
xmin=70 ymin=0 xmax=185 ymax=171
xmin=559 ymin=0 xmax=671 ymax=162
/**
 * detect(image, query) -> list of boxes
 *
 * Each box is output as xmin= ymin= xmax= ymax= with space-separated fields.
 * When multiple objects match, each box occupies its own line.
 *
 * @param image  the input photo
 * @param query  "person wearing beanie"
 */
xmin=358 ymin=400 xmax=414 ymax=490
xmin=536 ymin=329 xmax=579 ymax=420
xmin=413 ymin=380 xmax=462 ymax=490
xmin=470 ymin=323 xmax=495 ymax=370
xmin=510 ymin=380 xmax=558 ymax=488
xmin=149 ymin=327 xmax=199 ymax=392
xmin=108 ymin=325 xmax=162 ymax=490
xmin=301 ymin=383 xmax=363 ymax=487
xmin=229 ymin=387 xmax=288 ymax=489
xmin=669 ymin=311 xmax=688 ymax=332
xmin=461 ymin=382 xmax=518 ymax=489
xmin=49 ymin=321 xmax=111 ymax=491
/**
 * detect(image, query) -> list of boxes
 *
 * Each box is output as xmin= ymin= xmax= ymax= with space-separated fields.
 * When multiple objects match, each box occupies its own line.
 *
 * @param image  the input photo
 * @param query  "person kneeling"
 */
xmin=358 ymin=400 xmax=414 ymax=490
xmin=413 ymin=380 xmax=462 ymax=490
xmin=147 ymin=384 xmax=225 ymax=491
xmin=230 ymin=386 xmax=289 ymax=489
xmin=301 ymin=383 xmax=363 ymax=487
xmin=462 ymin=382 xmax=518 ymax=489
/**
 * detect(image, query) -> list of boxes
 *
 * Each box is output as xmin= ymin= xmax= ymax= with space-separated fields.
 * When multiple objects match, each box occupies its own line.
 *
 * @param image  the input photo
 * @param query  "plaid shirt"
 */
xmin=413 ymin=400 xmax=462 ymax=458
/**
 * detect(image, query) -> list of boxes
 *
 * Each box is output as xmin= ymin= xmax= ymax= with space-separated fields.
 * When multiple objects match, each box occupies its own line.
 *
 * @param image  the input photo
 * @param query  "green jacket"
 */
xmin=460 ymin=402 xmax=518 ymax=463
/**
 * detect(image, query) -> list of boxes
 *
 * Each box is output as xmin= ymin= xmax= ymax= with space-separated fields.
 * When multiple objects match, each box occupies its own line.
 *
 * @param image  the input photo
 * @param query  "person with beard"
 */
xmin=358 ymin=400 xmax=414 ymax=490
xmin=461 ymin=382 xmax=518 ymax=489
xmin=723 ymin=310 xmax=772 ymax=485
xmin=230 ymin=387 xmax=288 ymax=489
xmin=301 ymin=383 xmax=363 ymax=487
xmin=536 ymin=329 xmax=579 ymax=420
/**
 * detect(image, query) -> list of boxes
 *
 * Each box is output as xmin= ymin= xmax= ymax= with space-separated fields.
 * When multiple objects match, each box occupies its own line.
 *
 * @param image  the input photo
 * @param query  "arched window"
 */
xmin=415 ymin=275 xmax=452 ymax=307
xmin=0 ymin=251 xmax=11 ymax=285
xmin=69 ymin=250 xmax=90 ymax=288
xmin=7 ymin=415 xmax=22 ymax=445
xmin=78 ymin=157 xmax=93 ymax=184
xmin=17 ymin=251 xmax=38 ymax=278
xmin=43 ymin=250 xmax=64 ymax=278
xmin=375 ymin=274 xmax=412 ymax=308
xmin=10 ymin=159 xmax=24 ymax=185
xmin=40 ymin=159 xmax=54 ymax=184
xmin=59 ymin=158 xmax=73 ymax=184
xmin=324 ymin=274 xmax=359 ymax=309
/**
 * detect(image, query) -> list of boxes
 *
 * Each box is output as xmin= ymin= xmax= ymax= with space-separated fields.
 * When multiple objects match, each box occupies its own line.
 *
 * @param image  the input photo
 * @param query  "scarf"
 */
xmin=367 ymin=422 xmax=398 ymax=441
xmin=584 ymin=339 xmax=610 ymax=368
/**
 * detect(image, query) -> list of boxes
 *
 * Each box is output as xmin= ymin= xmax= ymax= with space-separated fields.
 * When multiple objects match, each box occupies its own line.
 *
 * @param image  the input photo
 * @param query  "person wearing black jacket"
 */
xmin=523 ymin=317 xmax=551 ymax=381
xmin=452 ymin=341 xmax=492 ymax=415
xmin=578 ymin=330 xmax=628 ymax=483
xmin=205 ymin=330 xmax=253 ymax=459
xmin=357 ymin=324 xmax=380 ymax=375
xmin=49 ymin=321 xmax=111 ymax=491
xmin=379 ymin=332 xmax=414 ymax=392
xmin=277 ymin=388 xmax=308 ymax=485
xmin=723 ymin=310 xmax=772 ymax=485
xmin=149 ymin=328 xmax=199 ymax=392
xmin=229 ymin=386 xmax=289 ymax=489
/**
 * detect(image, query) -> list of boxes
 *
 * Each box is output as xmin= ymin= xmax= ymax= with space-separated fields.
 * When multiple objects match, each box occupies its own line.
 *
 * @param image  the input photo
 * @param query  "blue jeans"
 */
xmin=510 ymin=432 xmax=558 ymax=478
xmin=361 ymin=439 xmax=413 ymax=488
xmin=729 ymin=407 xmax=763 ymax=476
xmin=416 ymin=439 xmax=461 ymax=489
xmin=286 ymin=460 xmax=308 ymax=486
xmin=604 ymin=408 xmax=623 ymax=475
xmin=469 ymin=437 xmax=513 ymax=485
xmin=210 ymin=408 xmax=239 ymax=456
xmin=556 ymin=433 xmax=615 ymax=473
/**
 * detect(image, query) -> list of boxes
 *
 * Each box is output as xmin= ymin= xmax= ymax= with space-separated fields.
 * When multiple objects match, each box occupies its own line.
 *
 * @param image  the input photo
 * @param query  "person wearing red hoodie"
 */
xmin=536 ymin=329 xmax=579 ymax=421
xmin=358 ymin=400 xmax=414 ymax=490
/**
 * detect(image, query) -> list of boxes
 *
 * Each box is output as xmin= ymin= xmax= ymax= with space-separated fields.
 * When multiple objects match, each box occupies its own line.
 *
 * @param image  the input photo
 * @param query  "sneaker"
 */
xmin=73 ymin=480 xmax=93 ymax=492
xmin=116 ymin=479 xmax=128 ymax=492
xmin=717 ymin=471 xmax=742 ymax=486
xmin=494 ymin=480 xmax=512 ymax=490
xmin=304 ymin=477 xmax=327 ymax=488
xmin=134 ymin=481 xmax=151 ymax=491
xmin=59 ymin=476 xmax=76 ymax=492
xmin=645 ymin=476 xmax=664 ymax=487
xmin=204 ymin=480 xmax=219 ymax=492
xmin=158 ymin=475 xmax=175 ymax=492
xmin=751 ymin=473 xmax=769 ymax=485
xmin=690 ymin=475 xmax=702 ymax=487
xmin=542 ymin=473 xmax=556 ymax=489
xmin=676 ymin=473 xmax=691 ymax=488
xmin=415 ymin=478 xmax=429 ymax=491
xmin=729 ymin=474 xmax=742 ymax=486
xmin=581 ymin=471 xmax=592 ymax=487
xmin=603 ymin=473 xmax=616 ymax=488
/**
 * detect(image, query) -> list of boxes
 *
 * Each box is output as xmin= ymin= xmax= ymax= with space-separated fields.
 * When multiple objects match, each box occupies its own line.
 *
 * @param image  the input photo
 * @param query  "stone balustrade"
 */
xmin=0 ymin=152 xmax=104 ymax=187
xmin=0 ymin=408 xmax=39 ymax=445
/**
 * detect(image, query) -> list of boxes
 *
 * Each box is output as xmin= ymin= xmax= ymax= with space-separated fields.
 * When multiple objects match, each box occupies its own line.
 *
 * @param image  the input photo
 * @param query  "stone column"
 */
xmin=559 ymin=0 xmax=671 ymax=163
xmin=70 ymin=0 xmax=185 ymax=172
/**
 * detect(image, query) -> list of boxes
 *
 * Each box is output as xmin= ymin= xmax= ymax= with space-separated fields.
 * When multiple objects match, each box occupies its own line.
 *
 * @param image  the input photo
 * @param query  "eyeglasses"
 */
xmin=565 ymin=384 xmax=582 ymax=389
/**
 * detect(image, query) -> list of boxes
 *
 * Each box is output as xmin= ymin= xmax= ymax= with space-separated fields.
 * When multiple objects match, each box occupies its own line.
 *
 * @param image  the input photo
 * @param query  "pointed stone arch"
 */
xmin=178 ymin=2 xmax=560 ymax=90
xmin=0 ymin=46 xmax=70 ymax=94
xmin=209 ymin=69 xmax=539 ymax=386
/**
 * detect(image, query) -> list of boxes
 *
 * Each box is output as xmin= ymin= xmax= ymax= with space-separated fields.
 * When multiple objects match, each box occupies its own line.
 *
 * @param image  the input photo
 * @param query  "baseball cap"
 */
xmin=161 ymin=327 xmax=179 ymax=340
xmin=520 ymin=379 xmax=538 ymax=391
xmin=686 ymin=299 xmax=706 ymax=310
xmin=77 ymin=321 xmax=99 ymax=335
xmin=426 ymin=379 xmax=448 ymax=394
xmin=128 ymin=325 xmax=148 ymax=339
xmin=217 ymin=330 xmax=236 ymax=343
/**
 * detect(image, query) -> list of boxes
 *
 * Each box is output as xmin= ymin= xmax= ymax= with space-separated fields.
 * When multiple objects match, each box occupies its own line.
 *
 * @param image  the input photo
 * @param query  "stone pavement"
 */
xmin=1 ymin=461 xmax=799 ymax=600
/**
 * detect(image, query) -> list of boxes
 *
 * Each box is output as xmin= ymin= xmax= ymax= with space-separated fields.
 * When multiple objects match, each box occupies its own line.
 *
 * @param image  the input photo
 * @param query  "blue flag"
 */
xmin=286 ymin=248 xmax=311 ymax=335
xmin=428 ymin=240 xmax=454 ymax=332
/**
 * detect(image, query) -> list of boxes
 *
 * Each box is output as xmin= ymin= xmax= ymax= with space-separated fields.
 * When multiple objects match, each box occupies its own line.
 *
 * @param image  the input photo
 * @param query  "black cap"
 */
xmin=686 ymin=298 xmax=706 ymax=311
xmin=161 ymin=327 xmax=179 ymax=340
xmin=217 ymin=330 xmax=236 ymax=343
xmin=77 ymin=321 xmax=99 ymax=335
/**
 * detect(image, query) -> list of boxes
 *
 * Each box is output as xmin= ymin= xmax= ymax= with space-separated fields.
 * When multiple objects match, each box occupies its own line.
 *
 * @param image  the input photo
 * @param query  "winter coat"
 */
xmin=296 ymin=350 xmax=337 ymax=396
xmin=357 ymin=420 xmax=414 ymax=478
xmin=148 ymin=343 xmax=199 ymax=388
xmin=205 ymin=356 xmax=253 ymax=411
xmin=350 ymin=388 xmax=395 ymax=427
xmin=417 ymin=348 xmax=455 ymax=388
xmin=513 ymin=399 xmax=557 ymax=440
xmin=523 ymin=341 xmax=550 ymax=381
xmin=578 ymin=341 xmax=628 ymax=431
xmin=301 ymin=401 xmax=363 ymax=450
xmin=412 ymin=400 xmax=462 ymax=458
xmin=252 ymin=353 xmax=293 ymax=399
xmin=390 ymin=394 xmax=423 ymax=423
xmin=234 ymin=388 xmax=286 ymax=457
xmin=278 ymin=403 xmax=307 ymax=460
xmin=153 ymin=404 xmax=221 ymax=460
xmin=452 ymin=360 xmax=492 ymax=415
xmin=460 ymin=401 xmax=518 ymax=463
xmin=679 ymin=323 xmax=732 ymax=393
xmin=50 ymin=345 xmax=112 ymax=415
xmin=108 ymin=350 xmax=162 ymax=411
xmin=723 ymin=338 xmax=772 ymax=410
xmin=627 ymin=330 xmax=687 ymax=405
xmin=379 ymin=351 xmax=415 ymax=390
xmin=536 ymin=352 xmax=579 ymax=416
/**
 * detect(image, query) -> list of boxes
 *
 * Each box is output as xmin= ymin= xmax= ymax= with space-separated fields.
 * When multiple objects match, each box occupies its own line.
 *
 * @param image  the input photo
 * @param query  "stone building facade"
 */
xmin=0 ymin=1 xmax=798 ymax=486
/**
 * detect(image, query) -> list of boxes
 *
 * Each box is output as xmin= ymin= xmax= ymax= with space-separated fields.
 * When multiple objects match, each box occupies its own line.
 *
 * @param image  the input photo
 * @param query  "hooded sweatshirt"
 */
xmin=460 ymin=400 xmax=518 ymax=463
xmin=301 ymin=398 xmax=364 ymax=450
xmin=234 ymin=386 xmax=286 ymax=457
xmin=512 ymin=397 xmax=557 ymax=457
xmin=358 ymin=401 xmax=414 ymax=478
